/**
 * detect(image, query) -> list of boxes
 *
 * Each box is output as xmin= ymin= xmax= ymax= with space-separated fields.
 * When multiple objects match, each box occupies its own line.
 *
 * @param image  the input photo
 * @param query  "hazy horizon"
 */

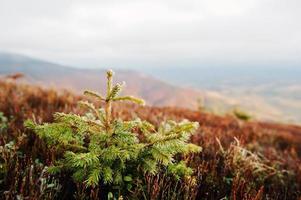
xmin=1 ymin=51 xmax=301 ymax=123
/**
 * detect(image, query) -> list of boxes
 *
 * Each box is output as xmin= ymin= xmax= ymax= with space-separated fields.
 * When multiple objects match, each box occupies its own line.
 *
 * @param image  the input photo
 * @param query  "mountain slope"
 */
xmin=1 ymin=52 xmax=299 ymax=123
xmin=0 ymin=52 xmax=229 ymax=110
xmin=144 ymin=67 xmax=301 ymax=123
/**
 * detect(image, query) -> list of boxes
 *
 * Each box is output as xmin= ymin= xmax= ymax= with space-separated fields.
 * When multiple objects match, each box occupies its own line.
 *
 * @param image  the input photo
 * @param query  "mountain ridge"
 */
xmin=1 ymin=52 xmax=300 ymax=124
xmin=0 ymin=52 xmax=214 ymax=110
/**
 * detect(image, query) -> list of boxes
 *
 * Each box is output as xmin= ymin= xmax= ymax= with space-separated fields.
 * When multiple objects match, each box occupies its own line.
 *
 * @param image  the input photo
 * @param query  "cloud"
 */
xmin=0 ymin=0 xmax=300 ymax=68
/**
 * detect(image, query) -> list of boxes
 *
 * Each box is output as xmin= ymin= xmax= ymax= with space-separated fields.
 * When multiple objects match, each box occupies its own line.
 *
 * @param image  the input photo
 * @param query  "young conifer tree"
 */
xmin=25 ymin=70 xmax=201 ymax=198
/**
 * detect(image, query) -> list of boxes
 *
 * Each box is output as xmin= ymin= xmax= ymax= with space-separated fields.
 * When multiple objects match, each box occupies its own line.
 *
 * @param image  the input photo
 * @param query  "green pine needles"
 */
xmin=25 ymin=70 xmax=201 ymax=197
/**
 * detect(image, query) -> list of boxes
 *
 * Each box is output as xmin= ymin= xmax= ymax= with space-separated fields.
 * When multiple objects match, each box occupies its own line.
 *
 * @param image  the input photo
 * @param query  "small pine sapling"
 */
xmin=232 ymin=108 xmax=252 ymax=121
xmin=25 ymin=70 xmax=201 ymax=198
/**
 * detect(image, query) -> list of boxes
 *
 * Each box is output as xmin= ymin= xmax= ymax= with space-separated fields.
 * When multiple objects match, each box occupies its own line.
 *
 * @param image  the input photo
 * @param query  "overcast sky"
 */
xmin=0 ymin=0 xmax=300 ymax=68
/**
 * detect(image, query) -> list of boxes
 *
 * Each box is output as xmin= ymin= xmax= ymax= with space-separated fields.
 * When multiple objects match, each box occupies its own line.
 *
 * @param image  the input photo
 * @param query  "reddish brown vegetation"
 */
xmin=1 ymin=79 xmax=301 ymax=199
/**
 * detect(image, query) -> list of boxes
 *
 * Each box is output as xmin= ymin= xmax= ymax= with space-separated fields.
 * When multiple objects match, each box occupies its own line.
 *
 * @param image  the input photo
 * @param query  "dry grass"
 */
xmin=1 ymin=79 xmax=301 ymax=200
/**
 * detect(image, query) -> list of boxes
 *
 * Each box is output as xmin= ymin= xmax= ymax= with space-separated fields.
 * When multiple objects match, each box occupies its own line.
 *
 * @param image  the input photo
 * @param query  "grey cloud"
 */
xmin=0 ymin=0 xmax=300 ymax=68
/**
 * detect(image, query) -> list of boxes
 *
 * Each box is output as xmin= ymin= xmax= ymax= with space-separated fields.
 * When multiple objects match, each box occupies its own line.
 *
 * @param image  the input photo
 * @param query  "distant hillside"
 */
xmin=143 ymin=67 xmax=301 ymax=124
xmin=1 ymin=52 xmax=300 ymax=124
xmin=0 ymin=52 xmax=235 ymax=111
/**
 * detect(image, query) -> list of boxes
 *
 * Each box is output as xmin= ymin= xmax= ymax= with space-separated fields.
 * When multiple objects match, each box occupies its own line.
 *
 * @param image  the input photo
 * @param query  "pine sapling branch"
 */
xmin=105 ymin=70 xmax=113 ymax=133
